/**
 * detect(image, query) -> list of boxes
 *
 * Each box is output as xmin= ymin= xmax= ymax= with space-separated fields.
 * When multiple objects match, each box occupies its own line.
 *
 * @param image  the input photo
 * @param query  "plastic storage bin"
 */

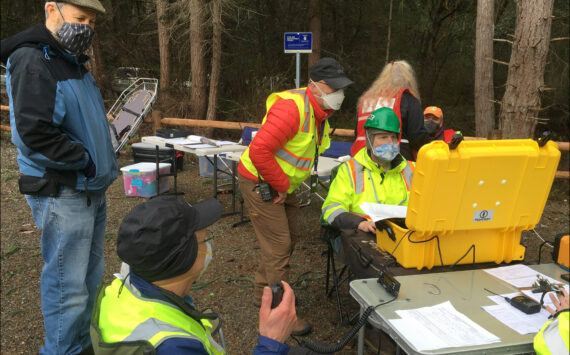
xmin=198 ymin=155 xmax=232 ymax=179
xmin=121 ymin=162 xmax=171 ymax=197
xmin=376 ymin=139 xmax=561 ymax=270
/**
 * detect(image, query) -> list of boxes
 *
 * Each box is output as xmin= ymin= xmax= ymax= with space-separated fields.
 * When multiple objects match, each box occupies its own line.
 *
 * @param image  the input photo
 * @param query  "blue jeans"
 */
xmin=26 ymin=187 xmax=107 ymax=355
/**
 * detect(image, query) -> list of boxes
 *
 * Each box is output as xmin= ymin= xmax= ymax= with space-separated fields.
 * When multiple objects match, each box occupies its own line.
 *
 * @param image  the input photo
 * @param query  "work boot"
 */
xmin=291 ymin=317 xmax=312 ymax=336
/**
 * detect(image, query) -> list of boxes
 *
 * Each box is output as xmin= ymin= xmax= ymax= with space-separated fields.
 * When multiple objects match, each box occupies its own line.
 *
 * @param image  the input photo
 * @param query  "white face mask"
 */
xmin=312 ymin=80 xmax=345 ymax=110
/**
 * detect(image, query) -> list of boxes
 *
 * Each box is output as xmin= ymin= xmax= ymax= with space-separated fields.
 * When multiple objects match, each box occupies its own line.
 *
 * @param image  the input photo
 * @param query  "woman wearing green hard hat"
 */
xmin=322 ymin=107 xmax=414 ymax=234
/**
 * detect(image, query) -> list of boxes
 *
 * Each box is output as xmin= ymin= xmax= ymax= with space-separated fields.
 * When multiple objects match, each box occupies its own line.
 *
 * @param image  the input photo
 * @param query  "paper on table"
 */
xmin=186 ymin=135 xmax=203 ymax=143
xmin=185 ymin=143 xmax=215 ymax=149
xmin=163 ymin=137 xmax=188 ymax=144
xmin=360 ymin=202 xmax=407 ymax=222
xmin=483 ymin=264 xmax=560 ymax=288
xmin=522 ymin=284 xmax=569 ymax=306
xmin=216 ymin=141 xmax=238 ymax=146
xmin=483 ymin=292 xmax=551 ymax=334
xmin=389 ymin=301 xmax=500 ymax=351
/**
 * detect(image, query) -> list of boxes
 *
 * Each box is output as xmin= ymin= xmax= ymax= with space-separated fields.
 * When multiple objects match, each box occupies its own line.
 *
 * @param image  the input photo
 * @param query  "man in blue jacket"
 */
xmin=0 ymin=1 xmax=117 ymax=354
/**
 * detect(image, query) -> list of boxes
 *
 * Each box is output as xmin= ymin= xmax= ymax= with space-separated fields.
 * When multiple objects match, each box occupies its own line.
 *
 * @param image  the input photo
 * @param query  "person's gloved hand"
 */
xmin=84 ymin=155 xmax=96 ymax=179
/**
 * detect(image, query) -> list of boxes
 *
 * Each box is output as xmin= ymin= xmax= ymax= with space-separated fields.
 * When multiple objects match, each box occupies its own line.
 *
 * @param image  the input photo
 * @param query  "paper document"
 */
xmin=186 ymin=135 xmax=203 ymax=143
xmin=215 ymin=141 xmax=238 ymax=146
xmin=522 ymin=284 xmax=569 ymax=307
xmin=388 ymin=301 xmax=500 ymax=351
xmin=162 ymin=137 xmax=188 ymax=144
xmin=483 ymin=292 xmax=551 ymax=334
xmin=360 ymin=202 xmax=407 ymax=221
xmin=484 ymin=264 xmax=560 ymax=288
xmin=185 ymin=143 xmax=215 ymax=149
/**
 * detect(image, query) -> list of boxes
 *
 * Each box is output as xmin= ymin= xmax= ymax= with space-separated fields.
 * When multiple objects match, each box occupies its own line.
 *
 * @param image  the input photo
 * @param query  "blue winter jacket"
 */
xmin=1 ymin=24 xmax=117 ymax=192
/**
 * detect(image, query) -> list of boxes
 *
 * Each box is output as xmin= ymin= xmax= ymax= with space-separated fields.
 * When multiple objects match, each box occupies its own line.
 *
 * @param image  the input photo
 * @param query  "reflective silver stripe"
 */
xmin=400 ymin=138 xmax=409 ymax=143
xmin=327 ymin=207 xmax=348 ymax=224
xmin=205 ymin=332 xmax=225 ymax=353
xmin=355 ymin=136 xmax=365 ymax=141
xmin=344 ymin=163 xmax=354 ymax=189
xmin=124 ymin=318 xmax=200 ymax=344
xmin=357 ymin=116 xmax=369 ymax=122
xmin=401 ymin=163 xmax=413 ymax=190
xmin=302 ymin=94 xmax=311 ymax=132
xmin=275 ymin=149 xmax=312 ymax=170
xmin=289 ymin=89 xmax=305 ymax=94
xmin=366 ymin=170 xmax=380 ymax=203
xmin=353 ymin=160 xmax=364 ymax=193
xmin=322 ymin=202 xmax=342 ymax=213
xmin=542 ymin=318 xmax=568 ymax=354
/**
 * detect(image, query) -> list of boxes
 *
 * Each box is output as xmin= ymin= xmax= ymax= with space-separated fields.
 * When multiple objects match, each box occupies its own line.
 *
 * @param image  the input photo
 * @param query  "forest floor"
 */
xmin=1 ymin=129 xmax=569 ymax=354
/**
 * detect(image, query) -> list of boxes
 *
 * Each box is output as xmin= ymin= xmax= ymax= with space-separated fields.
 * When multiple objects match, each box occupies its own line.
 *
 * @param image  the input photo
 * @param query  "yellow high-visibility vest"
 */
xmin=534 ymin=311 xmax=569 ymax=355
xmin=96 ymin=278 xmax=224 ymax=355
xmin=322 ymin=148 xmax=414 ymax=224
xmin=240 ymin=88 xmax=331 ymax=193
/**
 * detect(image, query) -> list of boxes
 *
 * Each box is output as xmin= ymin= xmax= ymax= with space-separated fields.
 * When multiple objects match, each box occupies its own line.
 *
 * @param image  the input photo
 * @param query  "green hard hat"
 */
xmin=363 ymin=107 xmax=400 ymax=134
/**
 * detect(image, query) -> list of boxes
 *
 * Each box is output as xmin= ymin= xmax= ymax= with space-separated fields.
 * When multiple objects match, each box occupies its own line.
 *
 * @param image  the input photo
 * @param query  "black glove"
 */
xmin=84 ymin=155 xmax=96 ymax=179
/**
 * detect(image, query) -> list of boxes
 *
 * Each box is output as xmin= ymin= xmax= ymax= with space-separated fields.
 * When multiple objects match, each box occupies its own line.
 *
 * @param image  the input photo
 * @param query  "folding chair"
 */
xmin=108 ymin=78 xmax=158 ymax=154
xmin=320 ymin=164 xmax=352 ymax=326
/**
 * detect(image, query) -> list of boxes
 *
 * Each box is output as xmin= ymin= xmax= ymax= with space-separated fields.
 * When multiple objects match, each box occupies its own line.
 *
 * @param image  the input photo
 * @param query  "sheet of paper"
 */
xmin=215 ymin=141 xmax=238 ymax=146
xmin=389 ymin=319 xmax=448 ymax=351
xmin=482 ymin=303 xmax=550 ymax=334
xmin=163 ymin=137 xmax=188 ymax=144
xmin=185 ymin=143 xmax=215 ymax=149
xmin=389 ymin=301 xmax=500 ymax=351
xmin=186 ymin=135 xmax=203 ymax=143
xmin=522 ymin=284 xmax=569 ymax=307
xmin=360 ymin=202 xmax=407 ymax=221
xmin=483 ymin=264 xmax=560 ymax=288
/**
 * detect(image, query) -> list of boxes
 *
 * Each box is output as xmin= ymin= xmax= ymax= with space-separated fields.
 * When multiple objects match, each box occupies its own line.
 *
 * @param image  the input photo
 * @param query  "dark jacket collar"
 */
xmin=1 ymin=24 xmax=89 ymax=65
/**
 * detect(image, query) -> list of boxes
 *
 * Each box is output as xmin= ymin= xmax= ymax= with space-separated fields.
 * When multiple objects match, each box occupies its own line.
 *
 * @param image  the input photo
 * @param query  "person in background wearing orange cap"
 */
xmin=423 ymin=106 xmax=455 ymax=143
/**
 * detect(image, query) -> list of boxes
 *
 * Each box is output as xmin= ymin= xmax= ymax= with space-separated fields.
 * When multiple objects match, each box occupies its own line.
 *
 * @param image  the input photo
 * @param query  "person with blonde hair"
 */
xmin=350 ymin=60 xmax=428 ymax=160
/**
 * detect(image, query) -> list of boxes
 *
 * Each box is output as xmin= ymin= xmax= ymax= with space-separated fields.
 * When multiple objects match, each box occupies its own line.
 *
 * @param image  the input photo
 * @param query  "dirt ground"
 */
xmin=1 ymin=131 xmax=569 ymax=354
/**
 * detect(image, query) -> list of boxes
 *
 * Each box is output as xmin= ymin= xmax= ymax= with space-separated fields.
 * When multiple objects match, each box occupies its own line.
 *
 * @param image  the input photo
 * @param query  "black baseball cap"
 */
xmin=117 ymin=196 xmax=221 ymax=282
xmin=309 ymin=57 xmax=353 ymax=89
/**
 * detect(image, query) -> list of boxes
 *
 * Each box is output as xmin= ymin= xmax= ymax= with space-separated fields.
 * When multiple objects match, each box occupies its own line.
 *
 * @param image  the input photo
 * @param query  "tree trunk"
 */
xmin=385 ymin=0 xmax=393 ymax=64
xmin=85 ymin=35 xmax=105 ymax=93
xmin=156 ymin=0 xmax=171 ymax=91
xmin=206 ymin=0 xmax=222 ymax=135
xmin=474 ymin=0 xmax=495 ymax=138
xmin=498 ymin=0 xmax=554 ymax=138
xmin=308 ymin=0 xmax=321 ymax=68
xmin=189 ymin=0 xmax=208 ymax=119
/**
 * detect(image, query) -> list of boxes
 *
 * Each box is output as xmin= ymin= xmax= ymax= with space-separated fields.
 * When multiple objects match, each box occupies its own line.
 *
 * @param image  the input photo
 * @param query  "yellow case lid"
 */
xmin=406 ymin=139 xmax=560 ymax=235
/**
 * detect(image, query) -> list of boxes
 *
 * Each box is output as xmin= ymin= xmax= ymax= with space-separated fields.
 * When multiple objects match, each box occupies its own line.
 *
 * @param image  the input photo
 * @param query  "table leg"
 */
xmin=231 ymin=160 xmax=236 ymax=213
xmin=357 ymin=306 xmax=365 ymax=355
xmin=213 ymin=154 xmax=218 ymax=199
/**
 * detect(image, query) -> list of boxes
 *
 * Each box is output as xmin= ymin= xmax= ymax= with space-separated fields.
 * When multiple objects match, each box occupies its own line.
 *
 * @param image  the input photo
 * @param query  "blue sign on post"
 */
xmin=284 ymin=32 xmax=313 ymax=53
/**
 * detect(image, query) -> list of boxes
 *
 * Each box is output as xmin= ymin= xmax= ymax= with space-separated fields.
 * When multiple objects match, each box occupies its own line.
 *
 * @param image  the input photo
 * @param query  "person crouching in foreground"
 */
xmin=90 ymin=196 xmax=297 ymax=354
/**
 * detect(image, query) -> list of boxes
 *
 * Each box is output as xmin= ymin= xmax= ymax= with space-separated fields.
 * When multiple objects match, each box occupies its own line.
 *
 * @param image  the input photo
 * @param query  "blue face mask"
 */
xmin=372 ymin=142 xmax=400 ymax=162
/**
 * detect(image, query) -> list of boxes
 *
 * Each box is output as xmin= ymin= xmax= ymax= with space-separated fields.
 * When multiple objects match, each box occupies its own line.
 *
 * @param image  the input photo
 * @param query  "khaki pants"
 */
xmin=239 ymin=175 xmax=300 ymax=300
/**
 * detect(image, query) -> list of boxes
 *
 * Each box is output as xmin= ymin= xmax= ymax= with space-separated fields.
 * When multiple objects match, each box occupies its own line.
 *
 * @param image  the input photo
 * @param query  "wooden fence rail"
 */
xmin=0 ymin=105 xmax=568 ymax=178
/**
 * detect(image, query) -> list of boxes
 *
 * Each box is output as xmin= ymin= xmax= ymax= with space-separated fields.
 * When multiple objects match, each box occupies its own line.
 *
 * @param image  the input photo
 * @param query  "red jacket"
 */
xmin=350 ymin=88 xmax=408 ymax=156
xmin=238 ymin=88 xmax=333 ymax=192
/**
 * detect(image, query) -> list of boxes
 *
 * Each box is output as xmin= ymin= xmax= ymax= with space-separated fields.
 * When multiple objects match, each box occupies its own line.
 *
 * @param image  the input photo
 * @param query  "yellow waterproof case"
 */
xmin=376 ymin=139 xmax=561 ymax=269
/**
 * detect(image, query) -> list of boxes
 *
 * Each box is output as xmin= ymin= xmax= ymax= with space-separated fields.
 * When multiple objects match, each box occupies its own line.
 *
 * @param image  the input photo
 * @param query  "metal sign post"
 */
xmin=283 ymin=32 xmax=312 ymax=88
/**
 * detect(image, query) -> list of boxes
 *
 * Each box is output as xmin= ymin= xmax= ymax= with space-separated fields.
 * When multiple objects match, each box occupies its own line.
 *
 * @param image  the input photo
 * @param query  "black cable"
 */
xmin=391 ymin=230 xmax=413 ymax=255
xmin=537 ymin=241 xmax=553 ymax=264
xmin=407 ymin=233 xmax=444 ymax=267
xmin=299 ymin=296 xmax=397 ymax=353
xmin=449 ymin=244 xmax=476 ymax=268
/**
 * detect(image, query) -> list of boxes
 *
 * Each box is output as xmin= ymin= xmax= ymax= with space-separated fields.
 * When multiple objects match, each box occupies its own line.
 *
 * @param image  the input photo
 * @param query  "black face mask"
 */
xmin=424 ymin=120 xmax=443 ymax=137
